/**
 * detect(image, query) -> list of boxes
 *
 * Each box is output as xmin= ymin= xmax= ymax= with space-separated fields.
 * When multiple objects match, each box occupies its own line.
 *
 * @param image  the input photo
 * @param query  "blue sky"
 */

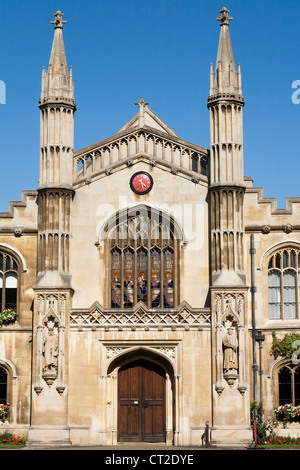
xmin=0 ymin=0 xmax=299 ymax=210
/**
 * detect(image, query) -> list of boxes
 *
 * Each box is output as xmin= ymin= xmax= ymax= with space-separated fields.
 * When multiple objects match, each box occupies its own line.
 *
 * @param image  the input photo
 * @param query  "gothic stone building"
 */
xmin=0 ymin=8 xmax=299 ymax=447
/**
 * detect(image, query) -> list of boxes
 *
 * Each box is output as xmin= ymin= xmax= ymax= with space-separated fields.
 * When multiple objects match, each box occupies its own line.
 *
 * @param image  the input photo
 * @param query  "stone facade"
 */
xmin=0 ymin=8 xmax=299 ymax=447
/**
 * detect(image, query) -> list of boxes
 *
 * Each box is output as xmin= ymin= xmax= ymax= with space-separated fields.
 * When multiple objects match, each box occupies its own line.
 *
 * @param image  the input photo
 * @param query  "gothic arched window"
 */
xmin=0 ymin=367 xmax=7 ymax=405
xmin=268 ymin=248 xmax=300 ymax=320
xmin=108 ymin=207 xmax=180 ymax=309
xmin=0 ymin=251 xmax=19 ymax=312
xmin=277 ymin=364 xmax=300 ymax=406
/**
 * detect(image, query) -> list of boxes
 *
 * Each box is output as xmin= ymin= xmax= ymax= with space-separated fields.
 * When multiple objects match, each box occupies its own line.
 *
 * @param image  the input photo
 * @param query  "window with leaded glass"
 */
xmin=278 ymin=364 xmax=300 ymax=406
xmin=0 ymin=367 xmax=7 ymax=405
xmin=0 ymin=251 xmax=19 ymax=312
xmin=268 ymin=248 xmax=300 ymax=320
xmin=109 ymin=208 xmax=179 ymax=309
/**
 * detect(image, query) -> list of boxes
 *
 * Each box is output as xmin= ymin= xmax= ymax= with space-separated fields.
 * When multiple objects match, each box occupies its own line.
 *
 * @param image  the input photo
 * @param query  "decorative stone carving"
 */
xmin=70 ymin=301 xmax=211 ymax=329
xmin=42 ymin=316 xmax=59 ymax=385
xmin=13 ymin=227 xmax=23 ymax=237
xmin=261 ymin=225 xmax=271 ymax=234
xmin=106 ymin=347 xmax=124 ymax=359
xmin=222 ymin=319 xmax=238 ymax=386
xmin=157 ymin=347 xmax=176 ymax=360
xmin=34 ymin=292 xmax=67 ymax=394
xmin=104 ymin=343 xmax=177 ymax=364
xmin=214 ymin=291 xmax=247 ymax=394
xmin=73 ymin=128 xmax=208 ymax=183
xmin=284 ymin=224 xmax=293 ymax=233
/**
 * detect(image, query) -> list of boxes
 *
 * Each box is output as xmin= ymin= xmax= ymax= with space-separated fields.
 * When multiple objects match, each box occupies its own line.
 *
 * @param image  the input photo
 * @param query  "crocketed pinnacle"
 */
xmin=210 ymin=7 xmax=242 ymax=97
xmin=40 ymin=11 xmax=74 ymax=104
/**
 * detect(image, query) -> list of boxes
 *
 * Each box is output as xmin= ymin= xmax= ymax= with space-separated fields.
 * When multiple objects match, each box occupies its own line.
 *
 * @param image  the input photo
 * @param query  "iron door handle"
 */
xmin=144 ymin=401 xmax=149 ymax=408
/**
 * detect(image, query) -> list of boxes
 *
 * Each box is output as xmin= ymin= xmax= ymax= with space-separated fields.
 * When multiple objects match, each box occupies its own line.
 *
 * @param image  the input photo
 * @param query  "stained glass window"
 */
xmin=109 ymin=209 xmax=177 ymax=309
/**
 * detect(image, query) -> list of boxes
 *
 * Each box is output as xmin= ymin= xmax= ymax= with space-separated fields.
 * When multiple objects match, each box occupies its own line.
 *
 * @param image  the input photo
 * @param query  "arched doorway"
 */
xmin=118 ymin=359 xmax=166 ymax=442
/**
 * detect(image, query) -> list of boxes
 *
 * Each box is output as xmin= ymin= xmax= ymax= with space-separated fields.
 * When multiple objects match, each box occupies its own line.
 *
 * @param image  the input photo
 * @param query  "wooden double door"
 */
xmin=118 ymin=359 xmax=166 ymax=442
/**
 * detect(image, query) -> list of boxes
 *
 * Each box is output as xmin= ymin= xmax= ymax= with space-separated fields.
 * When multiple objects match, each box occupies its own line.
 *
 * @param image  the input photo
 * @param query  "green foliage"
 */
xmin=0 ymin=308 xmax=18 ymax=326
xmin=271 ymin=331 xmax=300 ymax=359
xmin=274 ymin=403 xmax=300 ymax=426
xmin=250 ymin=402 xmax=274 ymax=445
xmin=0 ymin=432 xmax=27 ymax=447
xmin=0 ymin=403 xmax=9 ymax=422
xmin=265 ymin=436 xmax=300 ymax=447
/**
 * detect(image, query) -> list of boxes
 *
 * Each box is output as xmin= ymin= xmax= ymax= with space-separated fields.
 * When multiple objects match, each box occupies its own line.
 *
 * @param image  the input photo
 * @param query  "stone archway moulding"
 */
xmin=100 ymin=341 xmax=182 ymax=446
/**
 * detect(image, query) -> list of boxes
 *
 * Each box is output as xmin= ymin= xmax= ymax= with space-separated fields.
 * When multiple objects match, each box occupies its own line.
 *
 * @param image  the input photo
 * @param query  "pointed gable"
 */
xmin=73 ymin=98 xmax=209 ymax=186
xmin=118 ymin=97 xmax=180 ymax=138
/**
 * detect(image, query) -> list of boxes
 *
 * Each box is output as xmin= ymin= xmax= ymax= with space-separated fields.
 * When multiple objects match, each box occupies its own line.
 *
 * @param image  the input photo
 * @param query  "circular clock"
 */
xmin=130 ymin=171 xmax=153 ymax=195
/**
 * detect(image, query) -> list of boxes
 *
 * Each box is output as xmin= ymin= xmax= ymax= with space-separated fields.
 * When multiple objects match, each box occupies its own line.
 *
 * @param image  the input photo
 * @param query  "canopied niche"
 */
xmin=33 ymin=292 xmax=68 ymax=395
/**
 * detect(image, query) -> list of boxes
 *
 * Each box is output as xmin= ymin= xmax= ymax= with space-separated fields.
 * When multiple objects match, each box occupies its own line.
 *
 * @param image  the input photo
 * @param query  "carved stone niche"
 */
xmin=214 ymin=292 xmax=247 ymax=395
xmin=42 ymin=315 xmax=59 ymax=386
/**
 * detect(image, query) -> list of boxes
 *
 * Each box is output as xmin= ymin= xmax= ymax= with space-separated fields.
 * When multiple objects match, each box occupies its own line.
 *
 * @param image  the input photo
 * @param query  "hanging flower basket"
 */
xmin=0 ymin=404 xmax=9 ymax=423
xmin=274 ymin=404 xmax=300 ymax=427
xmin=0 ymin=309 xmax=18 ymax=326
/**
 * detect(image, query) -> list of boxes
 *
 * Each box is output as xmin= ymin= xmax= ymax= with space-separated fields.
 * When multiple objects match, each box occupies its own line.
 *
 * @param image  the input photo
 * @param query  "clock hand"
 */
xmin=139 ymin=179 xmax=146 ymax=190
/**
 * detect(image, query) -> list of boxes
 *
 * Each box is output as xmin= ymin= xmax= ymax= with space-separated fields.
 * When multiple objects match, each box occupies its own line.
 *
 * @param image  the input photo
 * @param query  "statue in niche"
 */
xmin=223 ymin=324 xmax=238 ymax=372
xmin=42 ymin=318 xmax=58 ymax=385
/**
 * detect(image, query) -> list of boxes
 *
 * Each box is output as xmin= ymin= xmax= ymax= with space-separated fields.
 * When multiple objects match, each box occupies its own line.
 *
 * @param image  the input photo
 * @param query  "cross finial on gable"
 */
xmin=216 ymin=7 xmax=233 ymax=26
xmin=51 ymin=11 xmax=67 ymax=29
xmin=135 ymin=97 xmax=149 ymax=126
xmin=135 ymin=97 xmax=149 ymax=109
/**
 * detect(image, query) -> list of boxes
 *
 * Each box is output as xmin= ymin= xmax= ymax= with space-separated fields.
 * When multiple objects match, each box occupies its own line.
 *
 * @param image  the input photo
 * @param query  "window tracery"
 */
xmin=0 ymin=251 xmax=19 ymax=312
xmin=109 ymin=209 xmax=178 ymax=309
xmin=268 ymin=248 xmax=300 ymax=320
xmin=276 ymin=363 xmax=300 ymax=406
xmin=0 ymin=367 xmax=7 ymax=405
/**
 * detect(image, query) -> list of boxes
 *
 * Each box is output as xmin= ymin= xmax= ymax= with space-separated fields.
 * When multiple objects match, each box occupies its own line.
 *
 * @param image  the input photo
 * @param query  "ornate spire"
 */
xmin=209 ymin=7 xmax=242 ymax=97
xmin=40 ymin=11 xmax=74 ymax=104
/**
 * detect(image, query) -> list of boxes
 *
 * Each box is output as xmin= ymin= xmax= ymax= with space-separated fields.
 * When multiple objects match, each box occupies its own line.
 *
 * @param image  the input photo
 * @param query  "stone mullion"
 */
xmin=120 ymin=249 xmax=124 ymax=309
xmin=296 ymin=262 xmax=300 ymax=320
xmin=133 ymin=230 xmax=138 ymax=306
xmin=174 ymin=240 xmax=179 ymax=308
xmin=280 ymin=271 xmax=284 ymax=320
xmin=160 ymin=224 xmax=164 ymax=308
xmin=147 ymin=220 xmax=151 ymax=309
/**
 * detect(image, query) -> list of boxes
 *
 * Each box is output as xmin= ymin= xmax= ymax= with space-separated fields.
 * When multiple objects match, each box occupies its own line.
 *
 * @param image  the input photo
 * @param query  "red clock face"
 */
xmin=130 ymin=172 xmax=153 ymax=195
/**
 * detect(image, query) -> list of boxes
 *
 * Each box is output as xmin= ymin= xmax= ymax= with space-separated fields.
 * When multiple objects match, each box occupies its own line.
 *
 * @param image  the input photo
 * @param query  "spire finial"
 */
xmin=50 ymin=11 xmax=66 ymax=29
xmin=216 ymin=7 xmax=233 ymax=26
